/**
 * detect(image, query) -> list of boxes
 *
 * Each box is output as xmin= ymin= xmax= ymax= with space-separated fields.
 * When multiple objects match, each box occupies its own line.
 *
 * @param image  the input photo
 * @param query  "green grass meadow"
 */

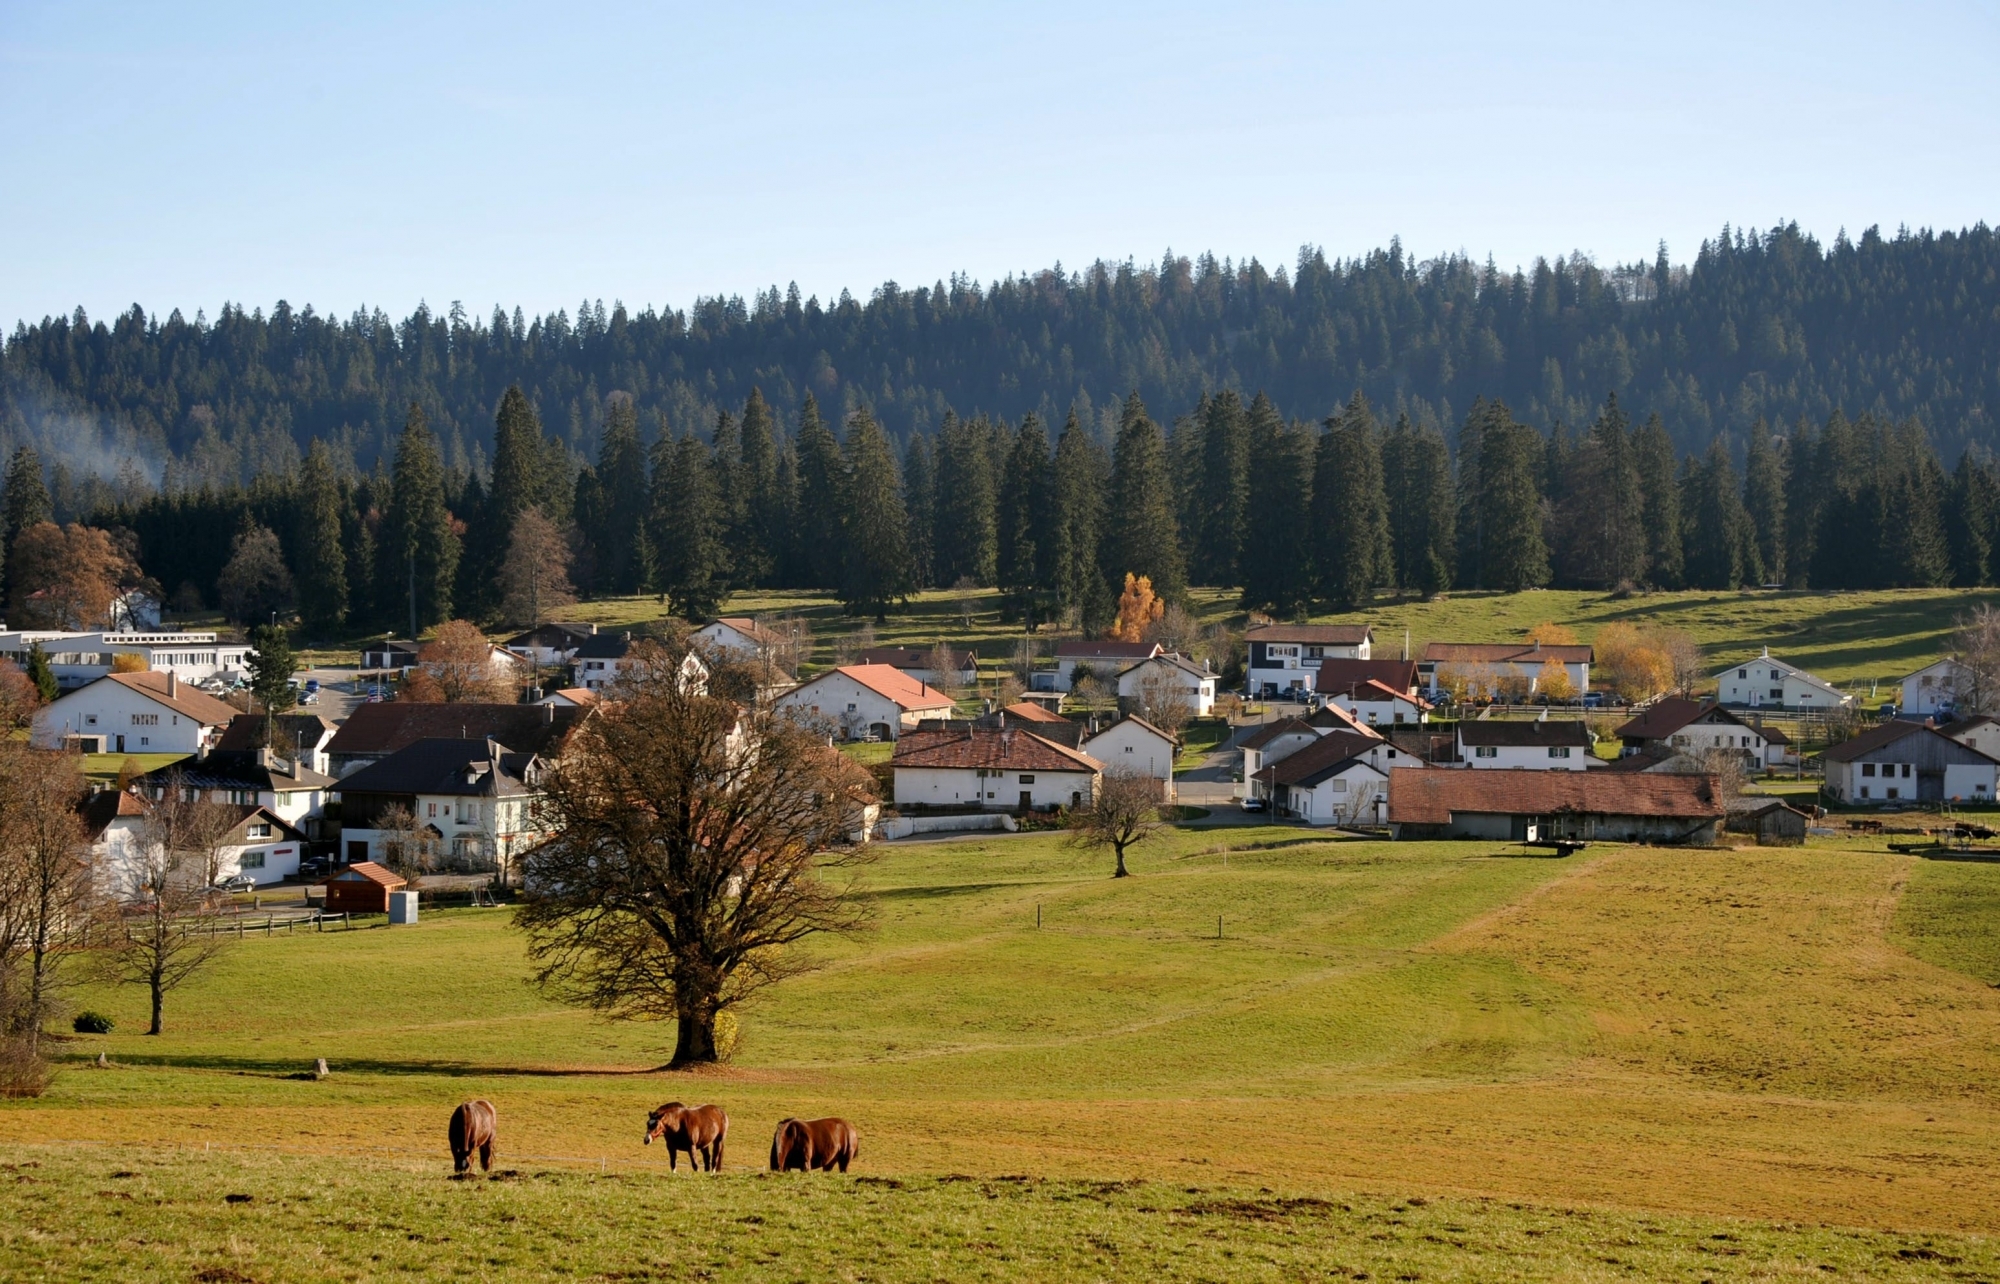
xmin=7 ymin=825 xmax=2000 ymax=1278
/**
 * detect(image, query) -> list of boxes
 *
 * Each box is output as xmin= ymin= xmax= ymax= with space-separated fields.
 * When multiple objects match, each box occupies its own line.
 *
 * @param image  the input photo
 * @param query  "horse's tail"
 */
xmin=770 ymin=1118 xmax=795 ymax=1171
xmin=448 ymin=1103 xmax=469 ymax=1172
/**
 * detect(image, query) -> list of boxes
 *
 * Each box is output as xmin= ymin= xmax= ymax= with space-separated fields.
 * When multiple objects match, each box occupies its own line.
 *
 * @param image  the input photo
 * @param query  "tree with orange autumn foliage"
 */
xmin=1107 ymin=573 xmax=1164 ymax=643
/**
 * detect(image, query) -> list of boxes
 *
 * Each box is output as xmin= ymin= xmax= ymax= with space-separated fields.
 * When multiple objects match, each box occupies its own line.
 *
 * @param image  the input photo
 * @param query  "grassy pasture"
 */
xmin=5 ymin=825 xmax=2000 ymax=1278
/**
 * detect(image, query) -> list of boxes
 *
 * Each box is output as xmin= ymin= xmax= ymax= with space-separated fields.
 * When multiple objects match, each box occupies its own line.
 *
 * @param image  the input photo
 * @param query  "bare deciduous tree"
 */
xmin=923 ymin=641 xmax=968 ymax=703
xmin=0 ymin=745 xmax=97 ymax=1058
xmin=376 ymin=803 xmax=437 ymax=885
xmin=517 ymin=642 xmax=877 ymax=1067
xmin=416 ymin=620 xmax=514 ymax=703
xmin=1951 ymin=604 xmax=2000 ymax=716
xmin=497 ymin=506 xmax=577 ymax=629
xmin=105 ymin=780 xmax=237 ymax=1035
xmin=1064 ymin=770 xmax=1159 ymax=878
xmin=1130 ymin=668 xmax=1194 ymax=736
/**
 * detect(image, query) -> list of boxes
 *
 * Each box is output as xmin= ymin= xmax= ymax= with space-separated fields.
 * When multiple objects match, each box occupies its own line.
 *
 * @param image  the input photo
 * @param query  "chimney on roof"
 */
xmin=544 ymin=701 xmax=555 ymax=723
xmin=168 ymin=671 xmax=178 ymax=697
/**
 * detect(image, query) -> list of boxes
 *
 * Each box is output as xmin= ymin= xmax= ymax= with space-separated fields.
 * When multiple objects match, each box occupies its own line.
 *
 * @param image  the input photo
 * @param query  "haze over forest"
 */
xmin=2 ymin=220 xmax=1997 ymax=491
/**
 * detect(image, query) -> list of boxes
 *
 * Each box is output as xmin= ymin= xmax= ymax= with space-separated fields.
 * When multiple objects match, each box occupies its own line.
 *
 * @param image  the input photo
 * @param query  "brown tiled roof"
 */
xmin=1306 ymin=704 xmax=1377 ymax=736
xmin=1054 ymin=641 xmax=1161 ymax=660
xmin=1247 ymin=624 xmax=1373 ymax=644
xmin=216 ymin=713 xmax=337 ymax=754
xmin=78 ymin=789 xmax=146 ymax=841
xmin=1821 ymin=720 xmax=1995 ymax=764
xmin=1617 ymin=698 xmax=1792 ymax=747
xmin=326 ymin=702 xmax=586 ymax=758
xmin=808 ymin=664 xmax=957 ymax=711
xmin=708 ymin=617 xmax=786 ymax=648
xmin=856 ymin=646 xmax=978 ymax=672
xmin=891 ymin=727 xmax=1103 ymax=773
xmin=331 ymin=861 xmax=406 ymax=888
xmin=1457 ymin=719 xmax=1593 ymax=748
xmin=1387 ymin=767 xmax=1722 ymax=825
xmin=1424 ymin=642 xmax=1594 ymax=665
xmin=1254 ymin=730 xmax=1387 ymax=788
xmin=1001 ymin=701 xmax=1069 ymax=724
xmin=95 ymin=672 xmax=240 ymax=725
xmin=1313 ymin=658 xmax=1418 ymax=695
xmin=1240 ymin=717 xmax=1320 ymax=750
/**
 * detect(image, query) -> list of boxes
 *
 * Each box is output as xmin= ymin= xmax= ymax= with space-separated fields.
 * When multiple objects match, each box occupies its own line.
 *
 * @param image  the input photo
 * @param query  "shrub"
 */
xmin=712 ymin=1011 xmax=740 ymax=1062
xmin=73 ymin=1011 xmax=114 ymax=1035
xmin=0 ymin=1040 xmax=52 ymax=1099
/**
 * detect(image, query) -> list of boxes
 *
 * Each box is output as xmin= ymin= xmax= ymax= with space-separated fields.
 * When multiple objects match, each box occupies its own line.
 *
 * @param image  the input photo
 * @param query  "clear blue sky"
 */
xmin=4 ymin=1 xmax=1996 ymax=329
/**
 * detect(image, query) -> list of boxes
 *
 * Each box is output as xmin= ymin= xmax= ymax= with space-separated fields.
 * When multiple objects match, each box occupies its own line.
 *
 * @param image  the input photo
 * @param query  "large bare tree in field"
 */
xmin=0 ymin=745 xmax=97 ymax=1057
xmin=517 ymin=641 xmax=877 ymax=1067
xmin=105 ymin=778 xmax=236 ymax=1035
xmin=497 ymin=506 xmax=577 ymax=629
xmin=1065 ymin=769 xmax=1159 ymax=878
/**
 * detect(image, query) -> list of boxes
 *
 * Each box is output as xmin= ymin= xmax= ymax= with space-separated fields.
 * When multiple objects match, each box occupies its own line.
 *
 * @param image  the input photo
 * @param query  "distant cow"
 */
xmin=645 ymin=1101 xmax=729 ymax=1171
xmin=448 ymin=1100 xmax=497 ymax=1174
xmin=768 ymin=1117 xmax=858 ymax=1172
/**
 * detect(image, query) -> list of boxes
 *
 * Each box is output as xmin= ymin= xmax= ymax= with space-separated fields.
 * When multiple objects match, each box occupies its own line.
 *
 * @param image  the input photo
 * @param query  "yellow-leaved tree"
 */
xmin=1108 ymin=574 xmax=1164 ymax=643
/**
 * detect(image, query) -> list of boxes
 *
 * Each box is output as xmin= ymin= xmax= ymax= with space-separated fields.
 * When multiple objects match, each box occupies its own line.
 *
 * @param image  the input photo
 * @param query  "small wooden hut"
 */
xmin=324 ymin=861 xmax=407 ymax=913
xmin=1725 ymin=798 xmax=1813 ymax=846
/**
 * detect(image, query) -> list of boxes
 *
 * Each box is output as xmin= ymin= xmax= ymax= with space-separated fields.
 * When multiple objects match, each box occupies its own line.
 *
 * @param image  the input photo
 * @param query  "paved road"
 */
xmin=292 ymin=665 xmax=366 ymax=724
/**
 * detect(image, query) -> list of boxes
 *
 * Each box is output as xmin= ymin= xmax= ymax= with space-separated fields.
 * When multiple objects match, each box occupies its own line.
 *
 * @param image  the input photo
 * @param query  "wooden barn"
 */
xmin=324 ymin=861 xmax=406 ymax=913
xmin=1725 ymin=798 xmax=1813 ymax=846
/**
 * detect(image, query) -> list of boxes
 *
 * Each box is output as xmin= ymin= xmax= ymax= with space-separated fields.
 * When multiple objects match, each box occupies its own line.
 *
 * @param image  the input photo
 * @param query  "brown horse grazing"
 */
xmin=644 ymin=1102 xmax=729 ymax=1171
xmin=448 ymin=1100 xmax=497 ymax=1174
xmin=768 ymin=1117 xmax=858 ymax=1172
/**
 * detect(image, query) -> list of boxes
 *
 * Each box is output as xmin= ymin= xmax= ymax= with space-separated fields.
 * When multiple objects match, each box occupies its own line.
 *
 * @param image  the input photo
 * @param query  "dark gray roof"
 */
xmin=138 ymin=749 xmax=334 ymax=792
xmin=573 ymin=632 xmax=635 ymax=661
xmin=334 ymin=738 xmax=542 ymax=799
xmin=325 ymin=701 xmax=583 ymax=758
xmin=1456 ymin=719 xmax=1593 ymax=749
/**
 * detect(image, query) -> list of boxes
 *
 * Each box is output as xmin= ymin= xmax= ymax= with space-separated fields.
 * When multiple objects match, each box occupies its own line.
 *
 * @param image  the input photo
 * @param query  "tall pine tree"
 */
xmin=1634 ymin=413 xmax=1684 ymax=588
xmin=792 ymin=394 xmax=846 ymax=589
xmin=901 ymin=433 xmax=937 ymax=590
xmin=1050 ymin=409 xmax=1112 ymax=632
xmin=997 ymin=414 xmax=1053 ymax=607
xmin=1104 ymin=392 xmax=1186 ymax=601
xmin=1472 ymin=401 xmax=1549 ymax=592
xmin=294 ymin=440 xmax=348 ymax=636
xmin=1382 ymin=413 xmax=1455 ymax=599
xmin=1311 ymin=392 xmax=1391 ymax=607
xmin=378 ymin=403 xmax=460 ymax=634
xmin=1194 ymin=390 xmax=1249 ymax=586
xmin=1239 ymin=395 xmax=1315 ymax=616
xmin=838 ymin=409 xmax=913 ymax=621
xmin=1742 ymin=421 xmax=1787 ymax=586
xmin=932 ymin=411 xmax=998 ymax=587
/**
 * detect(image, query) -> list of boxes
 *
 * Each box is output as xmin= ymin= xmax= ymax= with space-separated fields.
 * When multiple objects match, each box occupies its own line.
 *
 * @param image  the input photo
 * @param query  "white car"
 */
xmin=1239 ymin=796 xmax=1266 ymax=812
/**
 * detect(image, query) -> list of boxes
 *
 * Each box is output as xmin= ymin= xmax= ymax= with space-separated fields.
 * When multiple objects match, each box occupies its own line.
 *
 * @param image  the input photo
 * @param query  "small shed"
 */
xmin=1725 ymin=798 xmax=1813 ymax=846
xmin=325 ymin=861 xmax=407 ymax=913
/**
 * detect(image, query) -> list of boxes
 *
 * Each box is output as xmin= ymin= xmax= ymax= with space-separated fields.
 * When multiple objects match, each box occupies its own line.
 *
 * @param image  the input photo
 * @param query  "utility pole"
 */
xmin=407 ymin=549 xmax=417 ymax=643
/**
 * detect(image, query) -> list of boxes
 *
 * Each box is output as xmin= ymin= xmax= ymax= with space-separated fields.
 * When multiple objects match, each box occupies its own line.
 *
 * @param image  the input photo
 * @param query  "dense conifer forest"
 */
xmin=2 ymin=220 xmax=1997 ymax=633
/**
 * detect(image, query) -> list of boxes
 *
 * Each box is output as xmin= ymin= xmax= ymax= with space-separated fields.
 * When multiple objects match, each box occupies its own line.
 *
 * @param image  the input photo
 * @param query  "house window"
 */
xmin=85 ymin=714 xmax=97 ymax=726
xmin=1549 ymin=747 xmax=1572 ymax=758
xmin=140 ymin=737 xmax=149 ymax=746
xmin=240 ymin=850 xmax=265 ymax=869
xmin=1738 ymin=669 xmax=1747 ymax=679
xmin=247 ymin=823 xmax=271 ymax=839
xmin=1019 ymin=774 xmax=1035 ymax=783
xmin=1475 ymin=747 xmax=1497 ymax=758
xmin=1861 ymin=764 xmax=1875 ymax=777
xmin=131 ymin=713 xmax=158 ymax=725
xmin=1861 ymin=786 xmax=1870 ymax=798
xmin=229 ymin=789 xmax=254 ymax=805
xmin=458 ymin=802 xmax=480 ymax=824
xmin=1901 ymin=764 xmax=1912 ymax=778
xmin=428 ymin=802 xmax=438 ymax=817
xmin=1887 ymin=788 xmax=1900 ymax=800
xmin=1769 ymin=688 xmax=1783 ymax=700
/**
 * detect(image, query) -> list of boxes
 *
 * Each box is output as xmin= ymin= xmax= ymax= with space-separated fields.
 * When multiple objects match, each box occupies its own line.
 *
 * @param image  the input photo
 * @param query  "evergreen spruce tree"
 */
xmin=1195 ymin=390 xmax=1249 ymax=586
xmin=1742 ymin=421 xmax=1787 ymax=586
xmin=588 ymin=396 xmax=651 ymax=594
xmin=1382 ymin=413 xmax=1455 ymax=599
xmin=2 ymin=445 xmax=53 ymax=604
xmin=1680 ymin=441 xmax=1759 ymax=589
xmin=490 ymin=384 xmax=550 ymax=524
xmin=1050 ymin=409 xmax=1112 ymax=631
xmin=792 ymin=395 xmax=846 ymax=588
xmin=1884 ymin=418 xmax=1950 ymax=587
xmin=1454 ymin=399 xmax=1488 ymax=589
xmin=1105 ymin=392 xmax=1186 ymax=601
xmin=657 ymin=434 xmax=729 ymax=617
xmin=378 ymin=403 xmax=460 ymax=634
xmin=1553 ymin=393 xmax=1645 ymax=589
xmin=771 ymin=442 xmax=803 ymax=587
xmin=294 ymin=440 xmax=348 ymax=636
xmin=1311 ymin=392 xmax=1390 ymax=607
xmin=710 ymin=409 xmax=749 ymax=585
xmin=1633 ymin=413 xmax=1684 ymax=587
xmin=1948 ymin=451 xmax=1999 ymax=586
xmin=738 ymin=388 xmax=783 ymax=588
xmin=933 ymin=412 xmax=998 ymax=587
xmin=25 ymin=643 xmax=57 ymax=703
xmin=901 ymin=433 xmax=937 ymax=590
xmin=1239 ymin=395 xmax=1315 ymax=616
xmin=997 ymin=414 xmax=1053 ymax=603
xmin=838 ymin=409 xmax=912 ymax=621
xmin=1474 ymin=402 xmax=1550 ymax=592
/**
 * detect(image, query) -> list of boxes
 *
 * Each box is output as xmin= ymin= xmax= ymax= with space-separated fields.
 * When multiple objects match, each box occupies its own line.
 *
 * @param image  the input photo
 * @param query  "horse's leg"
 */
xmin=480 ymin=1139 xmax=492 ymax=1172
xmin=713 ymin=1136 xmax=724 ymax=1171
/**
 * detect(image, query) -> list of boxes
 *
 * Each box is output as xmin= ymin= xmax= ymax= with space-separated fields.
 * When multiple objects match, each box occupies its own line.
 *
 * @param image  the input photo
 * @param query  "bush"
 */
xmin=0 ymin=1040 xmax=52 ymax=1099
xmin=713 ymin=1011 xmax=740 ymax=1062
xmin=72 ymin=1011 xmax=114 ymax=1035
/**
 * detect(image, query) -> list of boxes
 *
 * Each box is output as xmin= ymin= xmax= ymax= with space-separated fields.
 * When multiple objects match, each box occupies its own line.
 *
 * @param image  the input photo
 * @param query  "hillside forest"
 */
xmin=0 ymin=220 xmax=1996 ymax=634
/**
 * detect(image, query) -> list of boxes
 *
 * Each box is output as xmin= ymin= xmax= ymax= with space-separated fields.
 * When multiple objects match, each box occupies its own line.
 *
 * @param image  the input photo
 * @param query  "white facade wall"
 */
xmin=1459 ymin=740 xmax=1590 ymax=771
xmin=32 ymin=684 xmax=223 ymax=753
xmin=1116 ymin=660 xmax=1217 ymax=716
xmin=1716 ymin=657 xmax=1850 ymax=709
xmin=892 ymin=765 xmax=1096 ymax=810
xmin=1946 ymin=763 xmax=1998 ymax=801
xmin=776 ymin=673 xmax=943 ymax=740
xmin=0 ymin=631 xmax=250 ymax=691
xmin=1241 ymin=730 xmax=1323 ymax=779
xmin=1953 ymin=722 xmax=2000 ymax=760
xmin=341 ymin=794 xmax=546 ymax=866
xmin=1283 ymin=763 xmax=1387 ymax=827
xmin=1245 ymin=641 xmax=1370 ymax=697
xmin=1330 ymin=693 xmax=1427 ymax=727
xmin=1082 ymin=720 xmax=1177 ymax=783
xmin=1902 ymin=660 xmax=1966 ymax=718
xmin=1427 ymin=659 xmax=1590 ymax=699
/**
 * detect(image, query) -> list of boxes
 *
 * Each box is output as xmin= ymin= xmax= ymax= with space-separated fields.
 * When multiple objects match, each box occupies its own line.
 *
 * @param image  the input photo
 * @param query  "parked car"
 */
xmin=1239 ymin=796 xmax=1266 ymax=812
xmin=304 ymin=678 xmax=320 ymax=694
xmin=211 ymin=874 xmax=257 ymax=895
xmin=1582 ymin=691 xmax=1607 ymax=709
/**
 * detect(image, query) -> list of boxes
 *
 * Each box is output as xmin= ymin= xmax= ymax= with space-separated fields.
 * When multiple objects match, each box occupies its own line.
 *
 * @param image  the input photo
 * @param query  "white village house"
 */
xmin=1821 ymin=721 xmax=1998 ymax=805
xmin=32 ymin=671 xmax=240 ymax=755
xmin=1714 ymin=648 xmax=1852 ymax=710
xmin=334 ymin=737 xmax=554 ymax=876
xmin=1613 ymin=698 xmax=1794 ymax=769
xmin=1420 ymin=642 xmax=1592 ymax=701
xmin=890 ymin=725 xmax=1103 ymax=812
xmin=502 ymin=621 xmax=599 ymax=668
xmin=79 ymin=789 xmax=308 ymax=890
xmin=1244 ymin=625 xmax=1373 ymax=699
xmin=572 ymin=633 xmax=709 ymax=694
xmin=1250 ymin=728 xmax=1418 ymax=826
xmin=0 ymin=629 xmax=252 ymax=692
xmin=774 ymin=664 xmax=957 ymax=741
xmin=1079 ymin=715 xmax=1179 ymax=800
xmin=134 ymin=749 xmax=334 ymax=834
xmin=1036 ymin=641 xmax=1162 ymax=693
xmin=1900 ymin=657 xmax=1970 ymax=720
xmin=1115 ymin=653 xmax=1217 ymax=717
xmin=694 ymin=616 xmax=790 ymax=663
xmin=1945 ymin=715 xmax=2000 ymax=761
xmin=1455 ymin=717 xmax=1595 ymax=770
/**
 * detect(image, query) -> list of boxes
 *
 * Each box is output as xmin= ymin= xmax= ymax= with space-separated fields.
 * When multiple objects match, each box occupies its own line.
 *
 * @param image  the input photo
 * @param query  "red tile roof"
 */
xmin=856 ymin=646 xmax=979 ymax=672
xmin=1313 ymin=658 xmax=1419 ymax=695
xmin=331 ymin=860 xmax=406 ymax=888
xmin=822 ymin=664 xmax=958 ymax=711
xmin=1616 ymin=698 xmax=1790 ymax=746
xmin=1387 ymin=767 xmax=1722 ymax=825
xmin=891 ymin=726 xmax=1103 ymax=773
xmin=1001 ymin=701 xmax=1069 ymax=724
